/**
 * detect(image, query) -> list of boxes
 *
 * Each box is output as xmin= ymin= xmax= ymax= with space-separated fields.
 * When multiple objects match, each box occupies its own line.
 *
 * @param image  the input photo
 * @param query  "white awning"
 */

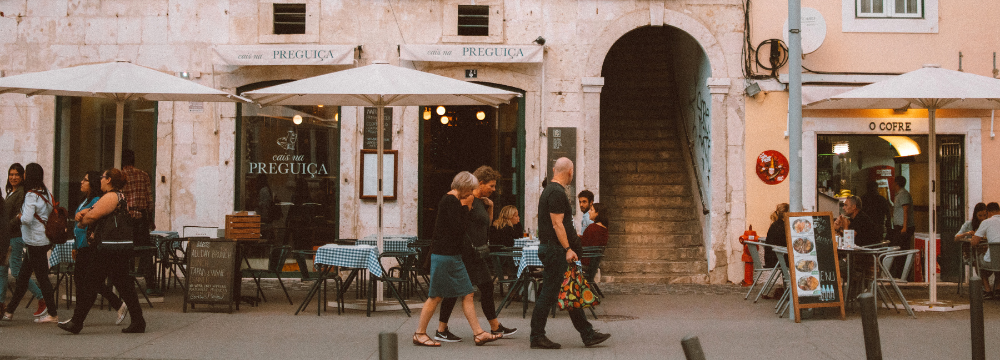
xmin=399 ymin=44 xmax=543 ymax=63
xmin=213 ymin=45 xmax=355 ymax=66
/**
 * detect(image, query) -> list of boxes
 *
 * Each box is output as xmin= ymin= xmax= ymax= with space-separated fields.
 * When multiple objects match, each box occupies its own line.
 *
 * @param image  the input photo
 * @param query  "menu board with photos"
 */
xmin=785 ymin=212 xmax=845 ymax=322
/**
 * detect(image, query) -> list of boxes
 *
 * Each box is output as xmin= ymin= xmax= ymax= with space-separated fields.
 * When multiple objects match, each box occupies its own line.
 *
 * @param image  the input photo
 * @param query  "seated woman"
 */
xmin=489 ymin=205 xmax=522 ymax=279
xmin=764 ymin=203 xmax=790 ymax=268
xmin=580 ymin=203 xmax=608 ymax=283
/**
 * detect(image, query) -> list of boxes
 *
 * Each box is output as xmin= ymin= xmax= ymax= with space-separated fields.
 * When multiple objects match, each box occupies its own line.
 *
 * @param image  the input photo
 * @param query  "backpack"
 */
xmin=29 ymin=190 xmax=71 ymax=245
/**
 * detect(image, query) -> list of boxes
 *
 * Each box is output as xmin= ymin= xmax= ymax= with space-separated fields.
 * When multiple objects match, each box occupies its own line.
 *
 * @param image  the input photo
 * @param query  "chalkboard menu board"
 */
xmin=183 ymin=239 xmax=236 ymax=313
xmin=363 ymin=107 xmax=393 ymax=149
xmin=784 ymin=212 xmax=845 ymax=322
xmin=546 ymin=127 xmax=576 ymax=204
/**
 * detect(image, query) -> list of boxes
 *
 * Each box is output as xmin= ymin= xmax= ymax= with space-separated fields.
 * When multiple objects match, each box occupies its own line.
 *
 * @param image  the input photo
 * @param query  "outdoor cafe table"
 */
xmin=514 ymin=237 xmax=539 ymax=248
xmin=311 ymin=244 xmax=409 ymax=317
xmin=495 ymin=245 xmax=543 ymax=317
xmin=356 ymin=238 xmax=414 ymax=253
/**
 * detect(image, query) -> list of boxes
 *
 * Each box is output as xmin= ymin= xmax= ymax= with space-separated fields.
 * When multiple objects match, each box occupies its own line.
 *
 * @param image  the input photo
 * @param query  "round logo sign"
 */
xmin=756 ymin=150 xmax=789 ymax=185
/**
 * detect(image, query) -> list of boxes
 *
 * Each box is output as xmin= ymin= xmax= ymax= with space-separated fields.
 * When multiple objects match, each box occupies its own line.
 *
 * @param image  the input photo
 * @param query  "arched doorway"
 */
xmin=599 ymin=26 xmax=711 ymax=284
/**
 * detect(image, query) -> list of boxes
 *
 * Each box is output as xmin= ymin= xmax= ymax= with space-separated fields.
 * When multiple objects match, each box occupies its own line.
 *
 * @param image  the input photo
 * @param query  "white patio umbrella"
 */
xmin=806 ymin=64 xmax=1000 ymax=304
xmin=243 ymin=62 xmax=519 ymax=301
xmin=0 ymin=61 xmax=251 ymax=168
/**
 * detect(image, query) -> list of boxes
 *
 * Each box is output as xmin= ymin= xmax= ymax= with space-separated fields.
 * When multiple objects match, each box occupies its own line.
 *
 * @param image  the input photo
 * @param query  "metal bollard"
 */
xmin=858 ymin=293 xmax=882 ymax=360
xmin=379 ymin=332 xmax=398 ymax=360
xmin=970 ymin=275 xmax=985 ymax=360
xmin=681 ymin=335 xmax=707 ymax=360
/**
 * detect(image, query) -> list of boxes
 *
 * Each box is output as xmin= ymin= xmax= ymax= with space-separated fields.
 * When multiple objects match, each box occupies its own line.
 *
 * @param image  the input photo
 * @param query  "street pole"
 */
xmin=788 ymin=0 xmax=803 ymax=211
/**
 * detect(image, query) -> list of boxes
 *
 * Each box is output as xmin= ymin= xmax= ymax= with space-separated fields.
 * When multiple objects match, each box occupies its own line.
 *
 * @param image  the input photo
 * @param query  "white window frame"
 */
xmin=856 ymin=0 xmax=923 ymax=19
xmin=843 ymin=0 xmax=937 ymax=33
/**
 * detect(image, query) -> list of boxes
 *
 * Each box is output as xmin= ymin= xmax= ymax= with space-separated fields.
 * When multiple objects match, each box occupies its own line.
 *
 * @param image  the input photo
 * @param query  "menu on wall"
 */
xmin=183 ymin=239 xmax=237 ymax=313
xmin=546 ymin=127 xmax=576 ymax=204
xmin=785 ymin=212 xmax=845 ymax=322
xmin=363 ymin=107 xmax=393 ymax=149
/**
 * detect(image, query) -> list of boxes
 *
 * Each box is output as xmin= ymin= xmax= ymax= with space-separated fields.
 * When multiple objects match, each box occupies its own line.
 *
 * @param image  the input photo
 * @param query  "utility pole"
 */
xmin=788 ymin=0 xmax=803 ymax=211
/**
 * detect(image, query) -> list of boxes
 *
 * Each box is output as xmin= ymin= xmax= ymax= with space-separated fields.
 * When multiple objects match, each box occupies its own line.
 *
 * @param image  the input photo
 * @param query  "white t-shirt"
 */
xmin=975 ymin=215 xmax=1000 ymax=262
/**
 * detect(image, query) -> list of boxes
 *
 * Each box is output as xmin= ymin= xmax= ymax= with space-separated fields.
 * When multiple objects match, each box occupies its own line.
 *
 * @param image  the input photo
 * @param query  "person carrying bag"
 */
xmin=557 ymin=262 xmax=600 ymax=310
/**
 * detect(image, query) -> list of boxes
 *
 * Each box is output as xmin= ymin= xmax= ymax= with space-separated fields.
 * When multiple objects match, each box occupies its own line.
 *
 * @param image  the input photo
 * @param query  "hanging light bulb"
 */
xmin=423 ymin=107 xmax=432 ymax=120
xmin=436 ymin=106 xmax=446 ymax=116
xmin=317 ymin=104 xmax=324 ymax=108
xmin=334 ymin=113 xmax=339 ymax=122
xmin=476 ymin=111 xmax=486 ymax=120
xmin=293 ymin=114 xmax=303 ymax=125
xmin=440 ymin=116 xmax=449 ymax=125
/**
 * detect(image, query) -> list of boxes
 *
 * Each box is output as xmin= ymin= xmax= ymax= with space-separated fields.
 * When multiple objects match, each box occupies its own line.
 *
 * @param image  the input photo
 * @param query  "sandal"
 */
xmin=474 ymin=331 xmax=501 ymax=346
xmin=413 ymin=332 xmax=441 ymax=347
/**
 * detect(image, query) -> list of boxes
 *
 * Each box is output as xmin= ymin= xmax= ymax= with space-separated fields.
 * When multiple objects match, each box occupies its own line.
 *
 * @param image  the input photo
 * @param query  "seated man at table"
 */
xmin=971 ymin=202 xmax=1000 ymax=298
xmin=833 ymin=196 xmax=880 ymax=248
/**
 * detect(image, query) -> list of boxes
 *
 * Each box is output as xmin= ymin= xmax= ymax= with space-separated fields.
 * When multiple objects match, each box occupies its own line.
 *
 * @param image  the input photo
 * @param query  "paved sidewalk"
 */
xmin=0 ymin=281 xmax=995 ymax=359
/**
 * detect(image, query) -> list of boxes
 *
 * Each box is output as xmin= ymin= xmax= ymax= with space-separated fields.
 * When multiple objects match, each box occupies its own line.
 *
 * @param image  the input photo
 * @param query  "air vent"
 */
xmin=457 ymin=5 xmax=489 ymax=36
xmin=273 ymin=3 xmax=306 ymax=35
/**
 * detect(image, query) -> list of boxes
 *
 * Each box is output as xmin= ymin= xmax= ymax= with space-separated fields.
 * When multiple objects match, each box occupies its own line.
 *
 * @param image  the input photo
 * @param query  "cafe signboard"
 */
xmin=784 ymin=212 xmax=845 ymax=322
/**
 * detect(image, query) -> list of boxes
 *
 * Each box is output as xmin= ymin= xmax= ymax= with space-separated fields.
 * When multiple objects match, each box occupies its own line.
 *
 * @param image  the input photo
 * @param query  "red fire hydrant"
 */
xmin=738 ymin=225 xmax=758 ymax=287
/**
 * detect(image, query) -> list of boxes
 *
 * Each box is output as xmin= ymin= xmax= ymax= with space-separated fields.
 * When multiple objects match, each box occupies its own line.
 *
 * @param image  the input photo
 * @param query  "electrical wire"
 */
xmin=742 ymin=0 xmax=773 ymax=81
xmin=755 ymin=39 xmax=788 ymax=78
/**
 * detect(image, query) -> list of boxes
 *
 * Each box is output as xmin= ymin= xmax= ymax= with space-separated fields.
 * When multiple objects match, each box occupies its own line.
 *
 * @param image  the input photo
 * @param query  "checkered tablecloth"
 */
xmin=314 ymin=244 xmax=383 ymax=277
xmin=516 ymin=246 xmax=543 ymax=277
xmin=514 ymin=237 xmax=539 ymax=248
xmin=48 ymin=243 xmax=74 ymax=267
xmin=356 ymin=238 xmax=414 ymax=253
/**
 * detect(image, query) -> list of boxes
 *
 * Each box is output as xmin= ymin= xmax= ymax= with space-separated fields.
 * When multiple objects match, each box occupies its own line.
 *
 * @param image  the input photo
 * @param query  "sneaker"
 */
xmin=1 ymin=313 xmax=12 ymax=321
xmin=434 ymin=327 xmax=463 ymax=342
xmin=491 ymin=324 xmax=517 ymax=337
xmin=116 ymin=303 xmax=129 ymax=325
xmin=34 ymin=314 xmax=58 ymax=323
xmin=583 ymin=331 xmax=611 ymax=347
xmin=33 ymin=299 xmax=47 ymax=317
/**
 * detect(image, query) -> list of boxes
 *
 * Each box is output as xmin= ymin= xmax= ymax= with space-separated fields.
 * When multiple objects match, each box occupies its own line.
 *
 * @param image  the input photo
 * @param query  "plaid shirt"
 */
xmin=121 ymin=165 xmax=152 ymax=218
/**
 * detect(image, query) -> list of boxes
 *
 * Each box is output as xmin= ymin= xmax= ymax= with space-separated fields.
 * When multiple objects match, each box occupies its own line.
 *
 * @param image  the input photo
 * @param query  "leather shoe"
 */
xmin=530 ymin=336 xmax=561 ymax=349
xmin=122 ymin=321 xmax=146 ymax=334
xmin=58 ymin=320 xmax=83 ymax=335
xmin=583 ymin=332 xmax=611 ymax=347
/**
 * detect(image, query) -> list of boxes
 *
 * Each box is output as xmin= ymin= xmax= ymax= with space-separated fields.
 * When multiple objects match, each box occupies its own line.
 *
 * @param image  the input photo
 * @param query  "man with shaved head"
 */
xmin=530 ymin=157 xmax=611 ymax=349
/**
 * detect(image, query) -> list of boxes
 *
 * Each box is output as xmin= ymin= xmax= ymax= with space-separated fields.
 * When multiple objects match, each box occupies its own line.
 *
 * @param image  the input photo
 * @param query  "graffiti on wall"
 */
xmin=688 ymin=89 xmax=712 ymax=206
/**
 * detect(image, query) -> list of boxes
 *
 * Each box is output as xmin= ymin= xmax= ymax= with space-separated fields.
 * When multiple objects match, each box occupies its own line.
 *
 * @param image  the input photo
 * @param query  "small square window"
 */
xmin=457 ymin=5 xmax=489 ymax=36
xmin=273 ymin=3 xmax=306 ymax=35
xmin=857 ymin=0 xmax=921 ymax=18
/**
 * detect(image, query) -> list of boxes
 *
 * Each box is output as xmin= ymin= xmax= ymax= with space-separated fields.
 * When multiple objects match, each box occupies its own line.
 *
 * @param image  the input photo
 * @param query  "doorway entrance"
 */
xmin=418 ymin=84 xmax=525 ymax=240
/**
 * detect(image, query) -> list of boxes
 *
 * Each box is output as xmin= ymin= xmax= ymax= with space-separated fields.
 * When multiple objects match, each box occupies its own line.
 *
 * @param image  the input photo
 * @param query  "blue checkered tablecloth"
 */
xmin=514 ymin=237 xmax=539 ymax=248
xmin=356 ymin=238 xmax=414 ymax=253
xmin=48 ymin=243 xmax=75 ymax=267
xmin=516 ymin=246 xmax=543 ymax=277
xmin=314 ymin=244 xmax=383 ymax=277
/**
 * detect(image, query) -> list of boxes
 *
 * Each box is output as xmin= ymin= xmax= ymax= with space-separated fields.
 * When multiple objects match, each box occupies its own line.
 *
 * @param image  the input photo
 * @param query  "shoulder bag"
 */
xmin=91 ymin=192 xmax=135 ymax=249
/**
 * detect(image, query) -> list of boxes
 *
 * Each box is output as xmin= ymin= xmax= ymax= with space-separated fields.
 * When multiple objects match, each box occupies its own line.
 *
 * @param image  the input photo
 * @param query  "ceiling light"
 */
xmin=476 ymin=111 xmax=486 ymax=120
xmin=833 ymin=141 xmax=849 ymax=154
xmin=317 ymin=104 xmax=323 ymax=108
xmin=880 ymin=136 xmax=921 ymax=157
xmin=440 ymin=116 xmax=449 ymax=125
xmin=436 ymin=106 xmax=446 ymax=116
xmin=293 ymin=114 xmax=302 ymax=125
xmin=334 ymin=113 xmax=339 ymax=122
xmin=423 ymin=107 xmax=432 ymax=120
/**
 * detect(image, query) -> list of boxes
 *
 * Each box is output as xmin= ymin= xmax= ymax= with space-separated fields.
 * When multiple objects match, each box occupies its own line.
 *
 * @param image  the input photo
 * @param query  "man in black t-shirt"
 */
xmin=530 ymin=157 xmax=611 ymax=350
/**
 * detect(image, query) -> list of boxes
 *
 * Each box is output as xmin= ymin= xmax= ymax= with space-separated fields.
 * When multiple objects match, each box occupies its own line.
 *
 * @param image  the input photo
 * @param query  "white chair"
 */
xmin=743 ymin=241 xmax=781 ymax=303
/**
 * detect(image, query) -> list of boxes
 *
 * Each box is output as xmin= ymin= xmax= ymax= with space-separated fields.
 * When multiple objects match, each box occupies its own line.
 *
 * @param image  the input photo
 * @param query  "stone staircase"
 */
xmin=597 ymin=31 xmax=707 ymax=284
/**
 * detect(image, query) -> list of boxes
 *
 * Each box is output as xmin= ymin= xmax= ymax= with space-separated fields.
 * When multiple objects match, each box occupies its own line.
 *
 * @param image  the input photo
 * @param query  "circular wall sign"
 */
xmin=756 ymin=150 xmax=789 ymax=185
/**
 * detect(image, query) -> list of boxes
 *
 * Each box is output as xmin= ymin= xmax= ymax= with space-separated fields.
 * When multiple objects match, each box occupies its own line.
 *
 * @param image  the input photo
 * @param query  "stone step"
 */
xmin=601 ymin=128 xmax=681 ymax=140
xmin=599 ymin=173 xmax=689 ymax=185
xmin=608 ymin=220 xmax=700 ymax=235
xmin=600 ymin=150 xmax=680 ymax=161
xmin=598 ymin=274 xmax=710 ymax=284
xmin=600 ymin=160 xmax=688 ymax=174
xmin=600 ymin=260 xmax=708 ymax=274
xmin=606 ymin=207 xmax=696 ymax=220
xmin=600 ymin=195 xmax=693 ymax=208
xmin=600 ymin=139 xmax=682 ymax=150
xmin=603 ymin=246 xmax=705 ymax=261
xmin=600 ymin=184 xmax=690 ymax=197
xmin=607 ymin=233 xmax=703 ymax=247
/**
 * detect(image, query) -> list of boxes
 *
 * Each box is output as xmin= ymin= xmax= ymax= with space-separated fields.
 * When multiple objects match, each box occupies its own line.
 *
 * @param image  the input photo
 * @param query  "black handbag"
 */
xmin=90 ymin=192 xmax=134 ymax=249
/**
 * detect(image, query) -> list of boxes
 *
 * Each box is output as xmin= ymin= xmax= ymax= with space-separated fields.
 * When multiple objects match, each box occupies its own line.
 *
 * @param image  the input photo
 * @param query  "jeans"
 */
xmin=529 ymin=244 xmax=595 ymax=343
xmin=69 ymin=247 xmax=143 ymax=326
xmin=6 ymin=245 xmax=57 ymax=316
xmin=9 ymin=237 xmax=43 ymax=300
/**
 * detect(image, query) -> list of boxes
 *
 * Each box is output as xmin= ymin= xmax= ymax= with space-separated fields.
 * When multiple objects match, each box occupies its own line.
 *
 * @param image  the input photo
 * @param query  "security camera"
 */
xmin=534 ymin=36 xmax=546 ymax=46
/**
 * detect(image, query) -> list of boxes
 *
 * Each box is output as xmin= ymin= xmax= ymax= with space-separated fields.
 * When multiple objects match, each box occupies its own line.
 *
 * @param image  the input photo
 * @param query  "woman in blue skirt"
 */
xmin=413 ymin=171 xmax=502 ymax=347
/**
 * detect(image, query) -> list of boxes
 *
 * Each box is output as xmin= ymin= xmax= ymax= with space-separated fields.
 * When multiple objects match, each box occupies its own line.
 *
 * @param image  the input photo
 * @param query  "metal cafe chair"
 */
xmin=242 ymin=245 xmax=294 ymax=305
xmin=293 ymin=250 xmax=343 ymax=316
xmin=975 ymin=243 xmax=1000 ymax=293
xmin=874 ymin=249 xmax=919 ymax=318
xmin=743 ymin=241 xmax=781 ymax=302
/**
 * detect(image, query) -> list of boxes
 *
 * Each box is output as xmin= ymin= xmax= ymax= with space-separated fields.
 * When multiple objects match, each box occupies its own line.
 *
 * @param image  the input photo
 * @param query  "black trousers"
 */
xmin=438 ymin=279 xmax=497 ymax=324
xmin=5 ymin=245 xmax=57 ymax=316
xmin=69 ymin=247 xmax=144 ymax=326
xmin=529 ymin=245 xmax=595 ymax=343
xmin=889 ymin=226 xmax=915 ymax=280
xmin=73 ymin=247 xmax=123 ymax=310
xmin=132 ymin=213 xmax=156 ymax=289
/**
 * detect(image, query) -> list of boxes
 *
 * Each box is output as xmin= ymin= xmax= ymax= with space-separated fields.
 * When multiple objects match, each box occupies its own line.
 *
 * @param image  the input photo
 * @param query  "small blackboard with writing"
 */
xmin=183 ymin=239 xmax=236 ymax=313
xmin=363 ymin=107 xmax=393 ymax=149
xmin=784 ymin=212 xmax=845 ymax=322
xmin=546 ymin=127 xmax=576 ymax=205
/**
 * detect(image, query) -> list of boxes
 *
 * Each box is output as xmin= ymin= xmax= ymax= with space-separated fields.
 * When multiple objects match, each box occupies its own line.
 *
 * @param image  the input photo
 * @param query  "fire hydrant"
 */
xmin=738 ymin=225 xmax=758 ymax=287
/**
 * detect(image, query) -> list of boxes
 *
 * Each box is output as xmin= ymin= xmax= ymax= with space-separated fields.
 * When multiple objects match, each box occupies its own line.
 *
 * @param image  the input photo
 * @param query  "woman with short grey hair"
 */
xmin=413 ymin=171 xmax=501 ymax=347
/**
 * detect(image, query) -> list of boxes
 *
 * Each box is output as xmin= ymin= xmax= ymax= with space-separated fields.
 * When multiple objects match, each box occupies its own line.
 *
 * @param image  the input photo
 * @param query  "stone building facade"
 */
xmin=0 ymin=0 xmax=751 ymax=284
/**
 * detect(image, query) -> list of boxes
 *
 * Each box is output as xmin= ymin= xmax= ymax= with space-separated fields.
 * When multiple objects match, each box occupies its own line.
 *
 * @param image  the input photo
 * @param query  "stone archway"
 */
xmin=582 ymin=9 xmax=739 ymax=284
